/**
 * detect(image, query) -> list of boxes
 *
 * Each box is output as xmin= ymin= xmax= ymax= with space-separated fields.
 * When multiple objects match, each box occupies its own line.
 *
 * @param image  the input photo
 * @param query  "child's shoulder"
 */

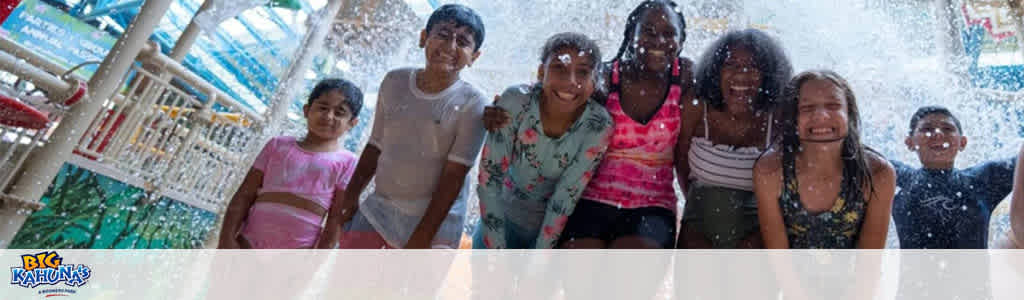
xmin=865 ymin=151 xmax=896 ymax=180
xmin=333 ymin=148 xmax=359 ymax=164
xmin=456 ymin=80 xmax=487 ymax=102
xmin=585 ymin=99 xmax=613 ymax=125
xmin=381 ymin=68 xmax=416 ymax=85
xmin=754 ymin=149 xmax=784 ymax=175
xmin=497 ymin=84 xmax=533 ymax=111
xmin=257 ymin=136 xmax=297 ymax=156
xmin=267 ymin=135 xmax=297 ymax=147
xmin=386 ymin=67 xmax=417 ymax=77
xmin=444 ymin=81 xmax=487 ymax=112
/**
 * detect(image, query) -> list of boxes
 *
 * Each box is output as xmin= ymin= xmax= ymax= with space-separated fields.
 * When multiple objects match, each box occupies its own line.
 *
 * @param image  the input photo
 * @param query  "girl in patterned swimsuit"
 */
xmin=753 ymin=70 xmax=895 ymax=249
xmin=474 ymin=32 xmax=613 ymax=249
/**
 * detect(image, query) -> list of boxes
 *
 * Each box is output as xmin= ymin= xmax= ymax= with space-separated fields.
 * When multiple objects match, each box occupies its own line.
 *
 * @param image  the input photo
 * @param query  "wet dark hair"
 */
xmin=307 ymin=78 xmax=363 ymax=120
xmin=532 ymin=32 xmax=602 ymax=96
xmin=908 ymin=105 xmax=962 ymax=135
xmin=612 ymin=0 xmax=687 ymax=63
xmin=425 ymin=4 xmax=486 ymax=51
xmin=695 ymin=29 xmax=793 ymax=112
xmin=776 ymin=70 xmax=876 ymax=203
xmin=540 ymin=32 xmax=602 ymax=70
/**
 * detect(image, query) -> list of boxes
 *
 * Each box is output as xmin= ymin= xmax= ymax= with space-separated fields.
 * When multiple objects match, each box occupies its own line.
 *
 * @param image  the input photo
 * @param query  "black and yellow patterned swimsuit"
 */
xmin=779 ymin=151 xmax=866 ymax=249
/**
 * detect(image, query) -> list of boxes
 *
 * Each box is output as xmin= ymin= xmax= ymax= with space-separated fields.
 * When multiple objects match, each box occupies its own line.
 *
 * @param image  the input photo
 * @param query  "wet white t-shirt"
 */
xmin=360 ymin=68 xmax=487 ymax=248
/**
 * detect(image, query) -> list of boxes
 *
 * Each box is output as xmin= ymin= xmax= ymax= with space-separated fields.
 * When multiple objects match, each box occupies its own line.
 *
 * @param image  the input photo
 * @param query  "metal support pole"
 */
xmin=1009 ymin=0 xmax=1024 ymax=62
xmin=935 ymin=0 xmax=969 ymax=88
xmin=169 ymin=0 xmax=213 ymax=61
xmin=263 ymin=0 xmax=345 ymax=131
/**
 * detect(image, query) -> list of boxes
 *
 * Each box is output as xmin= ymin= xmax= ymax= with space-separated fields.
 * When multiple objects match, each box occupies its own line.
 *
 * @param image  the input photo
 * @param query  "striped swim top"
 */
xmin=687 ymin=104 xmax=771 ymax=191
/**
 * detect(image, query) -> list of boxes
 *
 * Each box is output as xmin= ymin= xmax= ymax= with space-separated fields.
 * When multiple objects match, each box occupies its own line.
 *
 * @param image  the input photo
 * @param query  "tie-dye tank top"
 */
xmin=581 ymin=59 xmax=682 ymax=212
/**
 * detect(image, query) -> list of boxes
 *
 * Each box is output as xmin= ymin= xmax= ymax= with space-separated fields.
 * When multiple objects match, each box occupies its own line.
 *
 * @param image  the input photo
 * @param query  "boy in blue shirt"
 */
xmin=891 ymin=106 xmax=1015 ymax=249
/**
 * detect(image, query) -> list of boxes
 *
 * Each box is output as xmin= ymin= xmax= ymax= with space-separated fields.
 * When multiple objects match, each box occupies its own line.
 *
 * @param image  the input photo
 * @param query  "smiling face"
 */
xmin=419 ymin=21 xmax=481 ymax=75
xmin=719 ymin=45 xmax=762 ymax=115
xmin=630 ymin=3 xmax=683 ymax=73
xmin=796 ymin=78 xmax=849 ymax=144
xmin=906 ymin=113 xmax=966 ymax=168
xmin=303 ymin=91 xmax=357 ymax=141
xmin=538 ymin=47 xmax=596 ymax=117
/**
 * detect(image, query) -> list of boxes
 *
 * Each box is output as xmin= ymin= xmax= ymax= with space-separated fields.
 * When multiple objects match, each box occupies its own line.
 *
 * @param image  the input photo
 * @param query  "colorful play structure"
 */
xmin=0 ymin=0 xmax=1021 ymax=249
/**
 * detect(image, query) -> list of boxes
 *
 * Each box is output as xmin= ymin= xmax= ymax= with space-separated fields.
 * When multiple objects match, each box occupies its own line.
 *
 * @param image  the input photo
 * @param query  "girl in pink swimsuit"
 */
xmin=217 ymin=78 xmax=362 ymax=249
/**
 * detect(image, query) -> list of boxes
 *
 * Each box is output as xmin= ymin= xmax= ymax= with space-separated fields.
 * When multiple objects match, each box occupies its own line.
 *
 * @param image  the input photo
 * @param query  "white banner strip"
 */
xmin=3 ymin=250 xmax=1023 ymax=300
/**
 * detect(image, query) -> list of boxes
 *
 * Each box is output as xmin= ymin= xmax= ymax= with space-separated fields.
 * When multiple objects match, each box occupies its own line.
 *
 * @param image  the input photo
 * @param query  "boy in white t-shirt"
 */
xmin=325 ymin=4 xmax=487 ymax=249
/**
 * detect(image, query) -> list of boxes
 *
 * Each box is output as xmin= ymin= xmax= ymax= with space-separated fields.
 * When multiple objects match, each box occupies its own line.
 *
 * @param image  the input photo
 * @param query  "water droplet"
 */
xmin=558 ymin=54 xmax=572 ymax=64
xmin=955 ymin=192 xmax=961 ymax=197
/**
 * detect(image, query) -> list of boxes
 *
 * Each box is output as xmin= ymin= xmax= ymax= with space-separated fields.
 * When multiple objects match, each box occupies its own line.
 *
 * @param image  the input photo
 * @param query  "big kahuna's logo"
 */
xmin=10 ymin=251 xmax=91 ymax=289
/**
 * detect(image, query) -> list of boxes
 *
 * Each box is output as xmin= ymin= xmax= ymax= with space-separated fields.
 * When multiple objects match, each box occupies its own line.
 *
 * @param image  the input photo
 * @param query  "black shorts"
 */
xmin=558 ymin=199 xmax=677 ymax=248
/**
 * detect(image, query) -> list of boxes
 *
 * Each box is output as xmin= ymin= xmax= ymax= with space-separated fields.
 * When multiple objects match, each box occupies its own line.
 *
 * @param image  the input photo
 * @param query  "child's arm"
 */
xmin=856 ymin=155 xmax=895 ymax=249
xmin=218 ymin=137 xmax=279 ymax=248
xmin=339 ymin=145 xmax=380 ymax=226
xmin=975 ymin=156 xmax=1018 ymax=208
xmin=534 ymin=125 xmax=612 ymax=249
xmin=217 ymin=168 xmax=263 ymax=249
xmin=317 ymin=157 xmax=362 ymax=249
xmin=1010 ymin=144 xmax=1024 ymax=247
xmin=475 ymin=119 xmax=518 ymax=249
xmin=754 ymin=151 xmax=789 ymax=249
xmin=675 ymin=99 xmax=702 ymax=194
xmin=673 ymin=58 xmax=697 ymax=192
xmin=483 ymin=95 xmax=511 ymax=132
xmin=405 ymin=97 xmax=488 ymax=249
xmin=406 ymin=162 xmax=471 ymax=248
xmin=332 ymin=83 xmax=389 ymax=237
xmin=317 ymin=191 xmax=347 ymax=249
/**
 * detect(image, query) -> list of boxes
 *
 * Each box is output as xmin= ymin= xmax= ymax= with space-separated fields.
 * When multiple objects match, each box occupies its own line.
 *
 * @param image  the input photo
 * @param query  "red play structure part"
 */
xmin=73 ymin=108 xmax=126 ymax=160
xmin=0 ymin=0 xmax=20 ymax=24
xmin=0 ymin=93 xmax=48 ymax=130
xmin=63 ymin=81 xmax=87 ymax=106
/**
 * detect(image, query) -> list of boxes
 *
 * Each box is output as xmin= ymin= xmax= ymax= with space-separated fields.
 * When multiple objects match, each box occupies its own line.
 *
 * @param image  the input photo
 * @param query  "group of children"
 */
xmin=217 ymin=1 xmax=1024 ymax=250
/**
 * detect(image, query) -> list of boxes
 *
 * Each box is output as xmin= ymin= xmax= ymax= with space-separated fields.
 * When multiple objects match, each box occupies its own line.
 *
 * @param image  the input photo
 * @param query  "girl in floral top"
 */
xmin=474 ymin=32 xmax=613 ymax=249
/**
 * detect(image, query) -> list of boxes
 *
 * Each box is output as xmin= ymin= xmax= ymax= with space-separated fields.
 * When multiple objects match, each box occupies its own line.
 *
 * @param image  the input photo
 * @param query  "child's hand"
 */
xmin=483 ymin=95 xmax=510 ymax=132
xmin=316 ymin=226 xmax=341 ymax=249
xmin=403 ymin=236 xmax=432 ymax=249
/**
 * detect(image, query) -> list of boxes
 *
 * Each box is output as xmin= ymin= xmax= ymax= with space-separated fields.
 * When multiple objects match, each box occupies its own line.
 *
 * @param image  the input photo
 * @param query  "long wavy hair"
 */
xmin=775 ymin=70 xmax=875 ymax=200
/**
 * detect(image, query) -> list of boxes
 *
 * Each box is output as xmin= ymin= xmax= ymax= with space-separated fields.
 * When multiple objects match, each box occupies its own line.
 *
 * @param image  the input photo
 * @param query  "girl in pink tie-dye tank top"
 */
xmin=555 ymin=0 xmax=695 ymax=250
